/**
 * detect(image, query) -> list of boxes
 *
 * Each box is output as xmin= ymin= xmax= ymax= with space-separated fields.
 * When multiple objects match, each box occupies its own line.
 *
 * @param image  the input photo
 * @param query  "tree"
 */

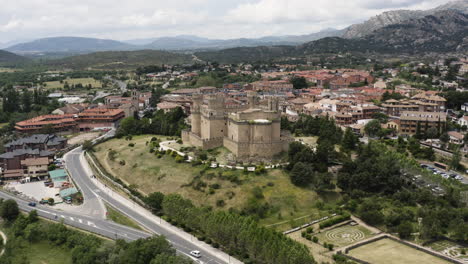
xmin=290 ymin=76 xmax=308 ymax=89
xmin=397 ymin=221 xmax=413 ymax=239
xmin=290 ymin=162 xmax=314 ymax=186
xmin=364 ymin=120 xmax=382 ymax=138
xmin=371 ymin=113 xmax=389 ymax=124
xmin=450 ymin=147 xmax=462 ymax=171
xmin=439 ymin=133 xmax=449 ymax=144
xmin=27 ymin=210 xmax=39 ymax=223
xmin=82 ymin=140 xmax=94 ymax=152
xmin=342 ymin=128 xmax=358 ymax=151
xmin=425 ymin=127 xmax=438 ymax=139
xmin=145 ymin=192 xmax=165 ymax=214
xmin=48 ymin=198 xmax=55 ymax=205
xmin=0 ymin=199 xmax=19 ymax=222
xmin=21 ymin=89 xmax=32 ymax=113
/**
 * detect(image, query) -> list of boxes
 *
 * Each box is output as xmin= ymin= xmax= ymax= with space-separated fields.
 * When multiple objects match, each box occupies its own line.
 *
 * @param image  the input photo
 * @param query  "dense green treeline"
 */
xmin=161 ymin=193 xmax=315 ymax=264
xmin=0 ymin=199 xmax=191 ymax=264
xmin=116 ymin=108 xmax=187 ymax=137
xmin=337 ymin=142 xmax=468 ymax=241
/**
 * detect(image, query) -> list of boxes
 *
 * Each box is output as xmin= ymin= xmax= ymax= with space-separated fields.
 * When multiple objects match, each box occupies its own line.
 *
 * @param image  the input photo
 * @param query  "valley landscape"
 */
xmin=0 ymin=1 xmax=467 ymax=264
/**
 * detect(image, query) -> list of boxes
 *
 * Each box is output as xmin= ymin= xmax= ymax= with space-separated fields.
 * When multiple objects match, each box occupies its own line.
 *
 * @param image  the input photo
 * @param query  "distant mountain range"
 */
xmin=5 ymin=28 xmax=343 ymax=54
xmin=196 ymin=10 xmax=468 ymax=63
xmin=2 ymin=0 xmax=467 ymax=57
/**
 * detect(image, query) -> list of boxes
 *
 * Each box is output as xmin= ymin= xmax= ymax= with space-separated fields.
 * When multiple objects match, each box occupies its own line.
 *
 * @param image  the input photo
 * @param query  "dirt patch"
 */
xmin=68 ymin=132 xmax=100 ymax=145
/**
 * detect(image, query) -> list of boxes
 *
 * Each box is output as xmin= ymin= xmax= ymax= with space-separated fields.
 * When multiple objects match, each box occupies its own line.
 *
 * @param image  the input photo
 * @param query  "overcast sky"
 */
xmin=0 ymin=0 xmax=453 ymax=43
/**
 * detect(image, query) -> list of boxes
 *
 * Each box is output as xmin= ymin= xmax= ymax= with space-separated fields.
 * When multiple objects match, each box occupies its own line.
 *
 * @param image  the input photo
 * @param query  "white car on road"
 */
xmin=190 ymin=250 xmax=201 ymax=258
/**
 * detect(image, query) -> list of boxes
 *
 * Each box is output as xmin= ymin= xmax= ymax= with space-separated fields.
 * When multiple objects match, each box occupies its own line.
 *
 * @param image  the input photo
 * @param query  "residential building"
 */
xmin=448 ymin=131 xmax=464 ymax=145
xmin=458 ymin=116 xmax=468 ymax=127
xmin=15 ymin=109 xmax=125 ymax=134
xmin=21 ymin=157 xmax=50 ymax=179
xmin=399 ymin=111 xmax=447 ymax=136
xmin=5 ymin=134 xmax=67 ymax=152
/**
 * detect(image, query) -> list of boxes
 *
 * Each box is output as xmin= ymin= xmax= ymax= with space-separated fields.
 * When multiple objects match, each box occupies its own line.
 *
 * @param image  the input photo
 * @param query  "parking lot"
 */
xmin=420 ymin=163 xmax=468 ymax=185
xmin=7 ymin=181 xmax=62 ymax=203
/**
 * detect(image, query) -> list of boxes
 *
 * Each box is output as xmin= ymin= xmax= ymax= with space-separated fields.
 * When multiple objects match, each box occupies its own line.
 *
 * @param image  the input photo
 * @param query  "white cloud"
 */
xmin=0 ymin=0 xmax=453 ymax=42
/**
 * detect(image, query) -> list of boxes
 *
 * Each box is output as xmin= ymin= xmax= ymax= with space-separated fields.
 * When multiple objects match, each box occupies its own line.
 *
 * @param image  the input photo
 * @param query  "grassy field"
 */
xmin=348 ymin=238 xmax=452 ymax=264
xmin=0 ymin=67 xmax=20 ymax=72
xmin=288 ymin=231 xmax=334 ymax=264
xmin=43 ymin=77 xmax=102 ymax=89
xmin=105 ymin=204 xmax=142 ymax=230
xmin=94 ymin=135 xmax=339 ymax=230
xmin=28 ymin=241 xmax=72 ymax=264
xmin=315 ymin=224 xmax=374 ymax=247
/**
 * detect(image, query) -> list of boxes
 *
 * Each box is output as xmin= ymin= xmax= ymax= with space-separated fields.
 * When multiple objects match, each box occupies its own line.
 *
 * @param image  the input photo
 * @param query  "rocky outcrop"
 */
xmin=342 ymin=0 xmax=468 ymax=39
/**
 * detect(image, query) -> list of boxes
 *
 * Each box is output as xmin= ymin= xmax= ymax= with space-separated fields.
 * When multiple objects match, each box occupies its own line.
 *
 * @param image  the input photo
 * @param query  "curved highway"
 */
xmin=63 ymin=145 xmax=237 ymax=263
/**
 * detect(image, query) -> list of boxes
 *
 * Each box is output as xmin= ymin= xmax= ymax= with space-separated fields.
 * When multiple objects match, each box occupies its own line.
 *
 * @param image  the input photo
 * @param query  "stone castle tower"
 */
xmin=182 ymin=92 xmax=290 ymax=160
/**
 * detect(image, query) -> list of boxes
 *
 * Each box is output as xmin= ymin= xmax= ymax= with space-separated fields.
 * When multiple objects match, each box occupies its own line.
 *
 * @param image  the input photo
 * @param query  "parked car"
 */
xmin=28 ymin=202 xmax=36 ymax=207
xmin=190 ymin=250 xmax=201 ymax=258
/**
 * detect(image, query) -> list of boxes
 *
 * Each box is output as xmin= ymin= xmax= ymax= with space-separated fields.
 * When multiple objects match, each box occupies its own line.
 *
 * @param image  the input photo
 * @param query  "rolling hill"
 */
xmin=0 ymin=50 xmax=30 ymax=65
xmin=44 ymin=50 xmax=193 ymax=70
xmin=6 ymin=37 xmax=135 ymax=53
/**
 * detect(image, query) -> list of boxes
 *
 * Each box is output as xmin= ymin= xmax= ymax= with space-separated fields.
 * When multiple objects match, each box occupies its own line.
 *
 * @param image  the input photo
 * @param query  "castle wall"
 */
xmin=183 ymin=93 xmax=289 ymax=160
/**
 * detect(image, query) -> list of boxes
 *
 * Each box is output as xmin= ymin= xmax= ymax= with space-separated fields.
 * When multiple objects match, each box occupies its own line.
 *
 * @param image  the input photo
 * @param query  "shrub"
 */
xmin=208 ymin=188 xmax=215 ymax=195
xmin=199 ymin=153 xmax=208 ymax=161
xmin=216 ymin=200 xmax=225 ymax=207
xmin=128 ymin=143 xmax=135 ymax=147
xmin=252 ymin=187 xmax=264 ymax=199
xmin=48 ymin=164 xmax=57 ymax=171
xmin=175 ymin=155 xmax=184 ymax=163
xmin=151 ymin=137 xmax=158 ymax=142
xmin=328 ymin=243 xmax=334 ymax=251
xmin=305 ymin=234 xmax=312 ymax=240
xmin=319 ymin=213 xmax=351 ymax=229
xmin=205 ymin=238 xmax=212 ymax=244
xmin=306 ymin=227 xmax=313 ymax=233
xmin=312 ymin=236 xmax=318 ymax=243
xmin=108 ymin=150 xmax=117 ymax=161
xmin=157 ymin=154 xmax=162 ymax=159
xmin=301 ymin=231 xmax=306 ymax=238
xmin=267 ymin=182 xmax=275 ymax=187
xmin=119 ymin=160 xmax=126 ymax=166
xmin=213 ymin=242 xmax=220 ymax=248
xmin=149 ymin=148 xmax=155 ymax=153
xmin=323 ymin=242 xmax=328 ymax=248
xmin=176 ymin=139 xmax=183 ymax=144
xmin=198 ymin=236 xmax=205 ymax=241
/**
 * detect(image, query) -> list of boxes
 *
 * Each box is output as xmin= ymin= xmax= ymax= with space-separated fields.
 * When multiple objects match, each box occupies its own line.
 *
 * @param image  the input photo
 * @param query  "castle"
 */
xmin=182 ymin=92 xmax=291 ymax=160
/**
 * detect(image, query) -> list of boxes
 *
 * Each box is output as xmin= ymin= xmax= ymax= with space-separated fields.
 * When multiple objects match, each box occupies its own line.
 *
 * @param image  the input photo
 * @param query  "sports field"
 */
xmin=44 ymin=77 xmax=102 ymax=89
xmin=348 ymin=238 xmax=452 ymax=264
xmin=315 ymin=224 xmax=373 ymax=247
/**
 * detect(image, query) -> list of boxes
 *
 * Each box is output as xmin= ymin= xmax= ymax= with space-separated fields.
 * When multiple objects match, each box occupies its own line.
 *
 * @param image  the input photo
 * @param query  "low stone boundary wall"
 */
xmin=283 ymin=214 xmax=337 ymax=235
xmin=344 ymin=235 xmax=465 ymax=264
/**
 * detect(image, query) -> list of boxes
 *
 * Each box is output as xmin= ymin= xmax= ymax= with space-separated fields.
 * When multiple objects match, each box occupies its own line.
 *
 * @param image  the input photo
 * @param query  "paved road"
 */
xmin=0 ymin=190 xmax=151 ymax=242
xmin=62 ymin=130 xmax=237 ymax=263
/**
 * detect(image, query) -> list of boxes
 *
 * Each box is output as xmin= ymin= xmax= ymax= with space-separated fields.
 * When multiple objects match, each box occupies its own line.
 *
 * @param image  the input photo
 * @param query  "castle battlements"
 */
xmin=182 ymin=92 xmax=290 ymax=160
